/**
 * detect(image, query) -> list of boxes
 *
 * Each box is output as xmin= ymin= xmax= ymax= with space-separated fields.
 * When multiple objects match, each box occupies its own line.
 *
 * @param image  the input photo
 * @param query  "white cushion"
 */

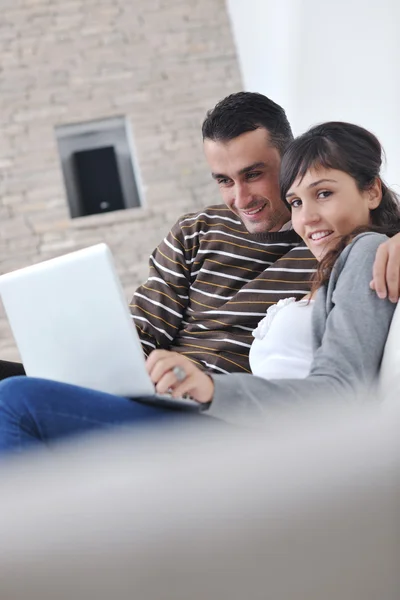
xmin=380 ymin=302 xmax=400 ymax=406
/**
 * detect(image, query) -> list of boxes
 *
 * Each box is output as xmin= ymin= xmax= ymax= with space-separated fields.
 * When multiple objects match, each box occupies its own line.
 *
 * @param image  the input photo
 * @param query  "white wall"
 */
xmin=226 ymin=0 xmax=400 ymax=189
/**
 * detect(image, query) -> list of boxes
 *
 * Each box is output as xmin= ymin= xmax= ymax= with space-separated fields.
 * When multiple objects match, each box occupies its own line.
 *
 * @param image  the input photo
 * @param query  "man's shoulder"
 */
xmin=180 ymin=203 xmax=234 ymax=218
xmin=175 ymin=204 xmax=244 ymax=230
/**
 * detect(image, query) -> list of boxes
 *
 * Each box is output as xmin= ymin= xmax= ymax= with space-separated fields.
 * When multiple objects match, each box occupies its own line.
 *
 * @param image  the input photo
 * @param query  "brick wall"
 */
xmin=0 ymin=0 xmax=242 ymax=361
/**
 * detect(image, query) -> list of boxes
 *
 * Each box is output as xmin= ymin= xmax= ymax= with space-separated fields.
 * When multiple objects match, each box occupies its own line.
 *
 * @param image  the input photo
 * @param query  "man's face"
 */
xmin=203 ymin=128 xmax=290 ymax=234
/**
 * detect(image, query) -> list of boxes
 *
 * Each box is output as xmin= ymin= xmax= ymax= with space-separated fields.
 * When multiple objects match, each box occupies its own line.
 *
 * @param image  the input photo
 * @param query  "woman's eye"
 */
xmin=317 ymin=190 xmax=332 ymax=199
xmin=290 ymin=199 xmax=302 ymax=208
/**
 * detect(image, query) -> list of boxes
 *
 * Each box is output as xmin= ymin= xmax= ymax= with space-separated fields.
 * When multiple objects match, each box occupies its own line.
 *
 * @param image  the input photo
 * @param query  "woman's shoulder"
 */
xmin=337 ymin=231 xmax=388 ymax=268
xmin=322 ymin=231 xmax=389 ymax=298
xmin=349 ymin=230 xmax=388 ymax=247
xmin=314 ymin=231 xmax=391 ymax=333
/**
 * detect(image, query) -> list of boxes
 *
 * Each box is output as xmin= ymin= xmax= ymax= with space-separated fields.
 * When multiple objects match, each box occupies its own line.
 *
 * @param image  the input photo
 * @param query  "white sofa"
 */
xmin=0 ymin=402 xmax=398 ymax=600
xmin=380 ymin=301 xmax=400 ymax=406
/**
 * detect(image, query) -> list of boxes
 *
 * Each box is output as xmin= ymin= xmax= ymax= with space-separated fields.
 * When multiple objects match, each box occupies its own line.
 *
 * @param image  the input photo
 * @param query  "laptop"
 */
xmin=0 ymin=244 xmax=200 ymax=411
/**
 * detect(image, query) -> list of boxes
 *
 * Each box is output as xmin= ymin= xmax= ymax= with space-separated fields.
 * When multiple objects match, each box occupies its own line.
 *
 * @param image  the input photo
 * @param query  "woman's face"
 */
xmin=286 ymin=167 xmax=381 ymax=260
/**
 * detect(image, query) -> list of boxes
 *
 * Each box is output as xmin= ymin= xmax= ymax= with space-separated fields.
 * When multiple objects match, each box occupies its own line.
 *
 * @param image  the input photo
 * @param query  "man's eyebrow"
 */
xmin=238 ymin=162 xmax=266 ymax=176
xmin=286 ymin=178 xmax=338 ymax=198
xmin=212 ymin=162 xmax=266 ymax=180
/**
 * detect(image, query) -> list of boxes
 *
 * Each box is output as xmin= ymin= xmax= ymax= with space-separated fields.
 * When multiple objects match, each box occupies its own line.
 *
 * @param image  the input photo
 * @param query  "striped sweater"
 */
xmin=130 ymin=205 xmax=317 ymax=374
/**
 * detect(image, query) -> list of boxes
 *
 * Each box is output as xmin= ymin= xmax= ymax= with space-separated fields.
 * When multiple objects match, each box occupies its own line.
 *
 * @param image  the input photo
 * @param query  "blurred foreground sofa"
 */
xmin=0 ymin=398 xmax=398 ymax=600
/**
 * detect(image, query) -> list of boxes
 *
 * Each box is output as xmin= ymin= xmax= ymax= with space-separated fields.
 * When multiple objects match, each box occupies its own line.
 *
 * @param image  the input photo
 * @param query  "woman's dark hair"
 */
xmin=279 ymin=121 xmax=400 ymax=292
xmin=202 ymin=92 xmax=293 ymax=156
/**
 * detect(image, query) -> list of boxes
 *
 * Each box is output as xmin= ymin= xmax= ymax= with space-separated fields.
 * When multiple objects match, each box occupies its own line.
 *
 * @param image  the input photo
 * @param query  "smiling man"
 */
xmin=130 ymin=93 xmax=319 ymax=375
xmin=205 ymin=127 xmax=289 ymax=234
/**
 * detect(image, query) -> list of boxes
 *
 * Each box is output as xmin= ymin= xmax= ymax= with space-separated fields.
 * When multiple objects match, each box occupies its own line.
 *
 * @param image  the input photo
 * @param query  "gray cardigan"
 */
xmin=207 ymin=233 xmax=397 ymax=426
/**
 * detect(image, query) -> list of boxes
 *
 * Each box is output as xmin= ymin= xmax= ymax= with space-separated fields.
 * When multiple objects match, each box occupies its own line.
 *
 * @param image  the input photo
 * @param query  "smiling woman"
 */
xmin=285 ymin=168 xmax=381 ymax=261
xmin=280 ymin=121 xmax=400 ymax=289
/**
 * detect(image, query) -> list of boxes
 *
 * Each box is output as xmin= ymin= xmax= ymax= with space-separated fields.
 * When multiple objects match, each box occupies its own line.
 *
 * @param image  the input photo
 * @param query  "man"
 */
xmin=130 ymin=91 xmax=400 ymax=375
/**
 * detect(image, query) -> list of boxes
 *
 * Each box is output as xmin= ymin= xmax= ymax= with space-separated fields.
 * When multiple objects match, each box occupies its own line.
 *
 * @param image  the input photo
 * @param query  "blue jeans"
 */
xmin=0 ymin=376 xmax=209 ymax=455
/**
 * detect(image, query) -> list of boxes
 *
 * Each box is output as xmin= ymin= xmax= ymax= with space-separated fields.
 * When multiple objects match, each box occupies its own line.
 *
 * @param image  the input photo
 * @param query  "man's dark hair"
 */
xmin=202 ymin=91 xmax=294 ymax=156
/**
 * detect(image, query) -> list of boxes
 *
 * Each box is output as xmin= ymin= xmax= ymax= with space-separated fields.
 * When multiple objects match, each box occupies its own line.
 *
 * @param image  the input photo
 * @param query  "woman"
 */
xmin=146 ymin=122 xmax=400 ymax=425
xmin=0 ymin=122 xmax=399 ymax=451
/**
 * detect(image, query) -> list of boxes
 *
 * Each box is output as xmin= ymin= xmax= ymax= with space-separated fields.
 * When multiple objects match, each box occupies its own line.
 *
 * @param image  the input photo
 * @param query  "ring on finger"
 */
xmin=172 ymin=365 xmax=187 ymax=382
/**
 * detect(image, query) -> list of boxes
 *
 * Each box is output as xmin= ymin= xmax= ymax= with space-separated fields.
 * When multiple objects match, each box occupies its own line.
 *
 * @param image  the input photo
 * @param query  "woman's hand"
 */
xmin=146 ymin=350 xmax=214 ymax=404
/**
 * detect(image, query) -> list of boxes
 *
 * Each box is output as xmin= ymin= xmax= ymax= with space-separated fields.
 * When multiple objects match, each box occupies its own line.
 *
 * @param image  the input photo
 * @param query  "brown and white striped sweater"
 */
xmin=130 ymin=205 xmax=317 ymax=374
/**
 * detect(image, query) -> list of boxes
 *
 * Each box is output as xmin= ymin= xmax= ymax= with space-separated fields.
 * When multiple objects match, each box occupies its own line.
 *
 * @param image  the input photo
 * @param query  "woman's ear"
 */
xmin=368 ymin=177 xmax=382 ymax=209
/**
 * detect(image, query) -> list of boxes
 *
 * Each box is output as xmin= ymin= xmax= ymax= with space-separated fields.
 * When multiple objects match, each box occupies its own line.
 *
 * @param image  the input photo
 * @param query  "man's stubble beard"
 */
xmin=242 ymin=198 xmax=291 ymax=234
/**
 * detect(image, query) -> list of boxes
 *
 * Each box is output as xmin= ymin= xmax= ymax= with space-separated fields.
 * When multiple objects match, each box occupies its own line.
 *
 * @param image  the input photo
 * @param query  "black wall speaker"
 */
xmin=73 ymin=146 xmax=125 ymax=216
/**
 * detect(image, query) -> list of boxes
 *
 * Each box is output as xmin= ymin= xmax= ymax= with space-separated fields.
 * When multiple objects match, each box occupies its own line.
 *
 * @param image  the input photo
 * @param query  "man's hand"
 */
xmin=146 ymin=350 xmax=214 ymax=404
xmin=370 ymin=233 xmax=400 ymax=303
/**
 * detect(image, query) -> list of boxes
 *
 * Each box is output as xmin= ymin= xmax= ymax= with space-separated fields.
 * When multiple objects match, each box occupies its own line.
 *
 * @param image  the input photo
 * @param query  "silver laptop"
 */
xmin=0 ymin=244 xmax=200 ymax=411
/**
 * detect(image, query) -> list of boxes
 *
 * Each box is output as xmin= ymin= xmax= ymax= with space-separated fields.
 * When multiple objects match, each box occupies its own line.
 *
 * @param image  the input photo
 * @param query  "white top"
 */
xmin=249 ymin=298 xmax=314 ymax=380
